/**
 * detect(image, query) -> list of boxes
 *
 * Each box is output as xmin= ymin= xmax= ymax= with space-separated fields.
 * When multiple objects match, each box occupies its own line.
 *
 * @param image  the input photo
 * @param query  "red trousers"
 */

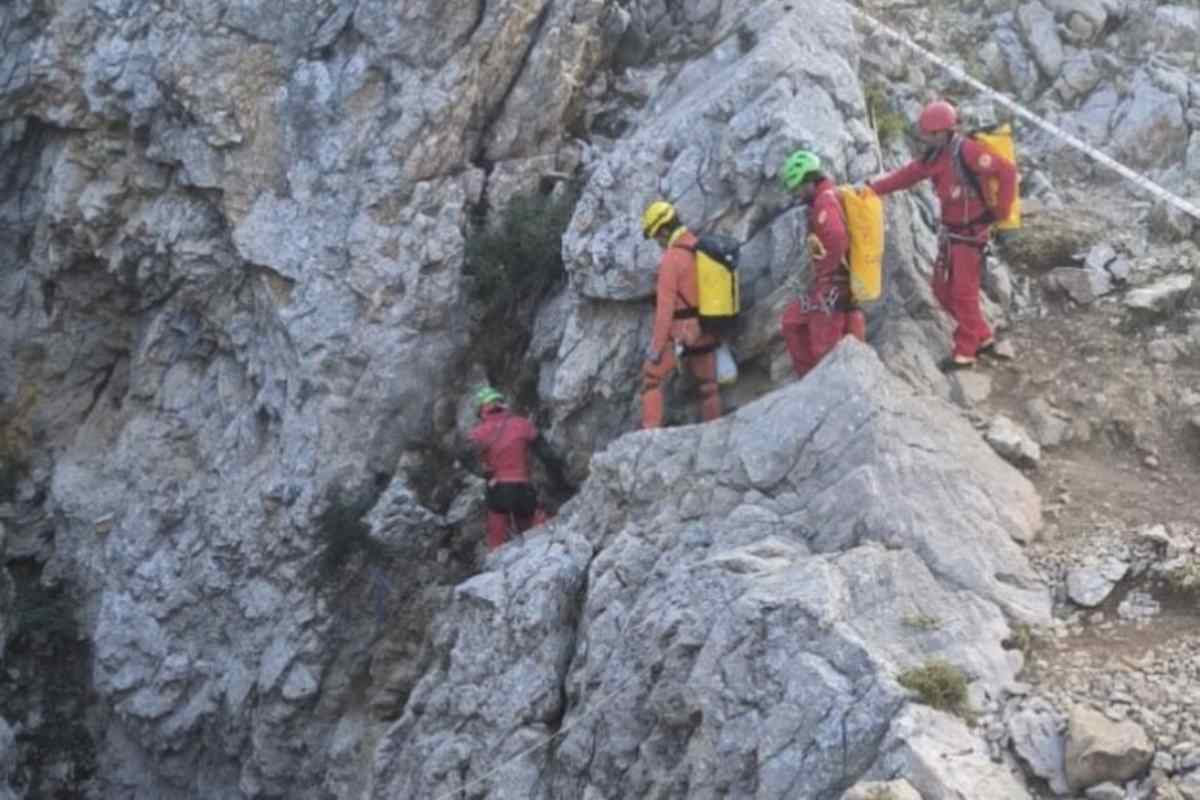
xmin=781 ymin=300 xmax=866 ymax=379
xmin=935 ymin=238 xmax=992 ymax=359
xmin=641 ymin=343 xmax=721 ymax=428
xmin=485 ymin=507 xmax=549 ymax=551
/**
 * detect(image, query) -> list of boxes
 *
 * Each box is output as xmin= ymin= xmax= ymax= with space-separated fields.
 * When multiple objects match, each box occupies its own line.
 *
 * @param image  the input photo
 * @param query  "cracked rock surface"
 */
xmin=372 ymin=343 xmax=1050 ymax=799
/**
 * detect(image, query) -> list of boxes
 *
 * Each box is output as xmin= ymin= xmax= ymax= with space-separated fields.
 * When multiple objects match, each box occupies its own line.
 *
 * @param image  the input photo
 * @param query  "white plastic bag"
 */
xmin=715 ymin=343 xmax=738 ymax=385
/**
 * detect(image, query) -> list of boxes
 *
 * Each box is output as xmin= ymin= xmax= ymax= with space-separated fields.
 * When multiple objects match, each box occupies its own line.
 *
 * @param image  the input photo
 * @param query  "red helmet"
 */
xmin=918 ymin=101 xmax=958 ymax=135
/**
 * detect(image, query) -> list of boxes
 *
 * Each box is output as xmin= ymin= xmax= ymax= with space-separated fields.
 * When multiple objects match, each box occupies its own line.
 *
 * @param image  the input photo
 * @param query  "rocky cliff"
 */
xmin=1 ymin=0 xmax=1197 ymax=798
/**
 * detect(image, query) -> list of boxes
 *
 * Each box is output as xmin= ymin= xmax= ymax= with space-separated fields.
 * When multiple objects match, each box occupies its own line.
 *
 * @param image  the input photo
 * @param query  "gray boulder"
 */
xmin=986 ymin=416 xmax=1043 ymax=470
xmin=1056 ymin=53 xmax=1103 ymax=103
xmin=1044 ymin=0 xmax=1109 ymax=44
xmin=1125 ymin=274 xmax=1195 ymax=314
xmin=981 ymin=27 xmax=1042 ymax=102
xmin=369 ymin=342 xmax=1050 ymax=798
xmin=1009 ymin=698 xmax=1070 ymax=795
xmin=1065 ymin=705 xmax=1154 ymax=791
xmin=1044 ymin=267 xmax=1113 ymax=304
xmin=877 ymin=705 xmax=1034 ymax=798
xmin=1026 ymin=397 xmax=1072 ymax=449
xmin=1149 ymin=5 xmax=1200 ymax=53
xmin=1109 ymin=71 xmax=1189 ymax=170
xmin=1066 ymin=558 xmax=1128 ymax=607
xmin=1017 ymin=2 xmax=1065 ymax=79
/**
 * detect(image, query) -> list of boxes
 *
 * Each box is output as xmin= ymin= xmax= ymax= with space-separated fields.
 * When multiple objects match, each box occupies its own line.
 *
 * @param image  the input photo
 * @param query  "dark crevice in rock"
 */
xmin=0 ymin=556 xmax=98 ymax=799
xmin=468 ymin=0 xmax=552 ymax=182
xmin=466 ymin=0 xmax=487 ymax=47
xmin=81 ymin=351 xmax=127 ymax=421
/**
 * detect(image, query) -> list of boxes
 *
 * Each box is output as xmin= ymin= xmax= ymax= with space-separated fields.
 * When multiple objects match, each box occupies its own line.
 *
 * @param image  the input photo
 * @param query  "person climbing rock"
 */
xmin=868 ymin=100 xmax=1017 ymax=372
xmin=467 ymin=387 xmax=570 ymax=551
xmin=777 ymin=150 xmax=867 ymax=379
xmin=639 ymin=200 xmax=722 ymax=428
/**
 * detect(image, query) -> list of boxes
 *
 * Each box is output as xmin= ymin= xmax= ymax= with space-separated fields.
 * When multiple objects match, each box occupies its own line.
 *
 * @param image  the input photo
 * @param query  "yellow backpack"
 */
xmin=959 ymin=123 xmax=1021 ymax=231
xmin=677 ymin=234 xmax=741 ymax=337
xmin=836 ymin=185 xmax=885 ymax=304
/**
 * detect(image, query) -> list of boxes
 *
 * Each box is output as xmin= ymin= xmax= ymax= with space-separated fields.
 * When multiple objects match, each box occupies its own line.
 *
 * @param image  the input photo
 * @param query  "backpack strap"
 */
xmin=668 ymin=239 xmax=699 ymax=317
xmin=823 ymin=187 xmax=856 ymax=293
xmin=951 ymin=136 xmax=994 ymax=227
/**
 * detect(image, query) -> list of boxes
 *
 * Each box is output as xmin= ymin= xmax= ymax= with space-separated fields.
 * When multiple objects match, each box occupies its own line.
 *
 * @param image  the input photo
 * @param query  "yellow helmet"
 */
xmin=641 ymin=200 xmax=677 ymax=239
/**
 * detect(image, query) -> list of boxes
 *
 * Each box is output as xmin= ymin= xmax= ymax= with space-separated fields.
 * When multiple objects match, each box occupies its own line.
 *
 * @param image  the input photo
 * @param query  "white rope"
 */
xmin=846 ymin=4 xmax=1200 ymax=222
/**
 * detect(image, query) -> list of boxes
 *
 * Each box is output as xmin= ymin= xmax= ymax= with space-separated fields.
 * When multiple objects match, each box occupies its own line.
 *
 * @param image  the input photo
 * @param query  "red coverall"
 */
xmin=780 ymin=178 xmax=867 ymax=379
xmin=869 ymin=136 xmax=1017 ymax=360
xmin=469 ymin=406 xmax=545 ymax=550
xmin=641 ymin=228 xmax=721 ymax=428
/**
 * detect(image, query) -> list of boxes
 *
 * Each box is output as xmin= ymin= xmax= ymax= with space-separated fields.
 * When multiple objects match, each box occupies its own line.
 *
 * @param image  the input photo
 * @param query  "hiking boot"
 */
xmin=938 ymin=355 xmax=976 ymax=372
xmin=977 ymin=339 xmax=1015 ymax=360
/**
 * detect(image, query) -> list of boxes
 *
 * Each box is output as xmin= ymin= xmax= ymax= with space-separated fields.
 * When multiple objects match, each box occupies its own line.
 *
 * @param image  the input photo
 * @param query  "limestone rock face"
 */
xmin=546 ymin=0 xmax=937 ymax=450
xmin=0 ymin=0 xmax=627 ymax=795
xmin=370 ymin=343 xmax=1049 ymax=799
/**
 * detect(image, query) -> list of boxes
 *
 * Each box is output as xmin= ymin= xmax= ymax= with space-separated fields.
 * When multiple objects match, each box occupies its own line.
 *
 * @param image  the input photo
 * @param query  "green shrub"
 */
xmin=864 ymin=83 xmax=909 ymax=146
xmin=463 ymin=187 xmax=577 ymax=399
xmin=1005 ymin=622 xmax=1038 ymax=657
xmin=897 ymin=659 xmax=970 ymax=716
xmin=901 ymin=613 xmax=943 ymax=631
xmin=1165 ymin=559 xmax=1200 ymax=594
xmin=464 ymin=188 xmax=575 ymax=309
xmin=13 ymin=595 xmax=77 ymax=642
xmin=315 ymin=486 xmax=384 ymax=582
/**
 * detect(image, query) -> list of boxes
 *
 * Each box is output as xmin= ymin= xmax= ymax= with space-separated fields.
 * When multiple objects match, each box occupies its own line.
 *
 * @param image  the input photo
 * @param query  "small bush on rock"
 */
xmin=901 ymin=612 xmax=942 ymax=631
xmin=1165 ymin=559 xmax=1200 ymax=594
xmin=464 ymin=188 xmax=574 ymax=310
xmin=463 ymin=186 xmax=576 ymax=399
xmin=865 ymin=83 xmax=909 ymax=146
xmin=315 ymin=486 xmax=384 ymax=582
xmin=897 ymin=659 xmax=970 ymax=716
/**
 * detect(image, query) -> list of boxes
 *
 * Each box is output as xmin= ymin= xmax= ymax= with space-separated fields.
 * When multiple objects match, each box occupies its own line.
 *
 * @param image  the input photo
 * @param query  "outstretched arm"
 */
xmin=868 ymin=158 xmax=929 ymax=197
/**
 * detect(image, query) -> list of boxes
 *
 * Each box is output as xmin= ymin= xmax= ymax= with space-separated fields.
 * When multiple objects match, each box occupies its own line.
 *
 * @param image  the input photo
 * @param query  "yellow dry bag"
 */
xmin=681 ymin=234 xmax=740 ymax=337
xmin=836 ymin=185 xmax=884 ymax=304
xmin=970 ymin=124 xmax=1021 ymax=231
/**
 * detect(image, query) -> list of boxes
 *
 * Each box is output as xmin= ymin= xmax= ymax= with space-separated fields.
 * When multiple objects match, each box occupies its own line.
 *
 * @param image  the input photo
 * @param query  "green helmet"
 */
xmin=474 ymin=386 xmax=505 ymax=412
xmin=779 ymin=150 xmax=822 ymax=191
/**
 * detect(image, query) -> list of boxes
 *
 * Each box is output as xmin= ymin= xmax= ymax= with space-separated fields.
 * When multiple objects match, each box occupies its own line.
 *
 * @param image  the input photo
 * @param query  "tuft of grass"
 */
xmin=1005 ymin=622 xmax=1039 ymax=658
xmin=1165 ymin=559 xmax=1200 ymax=594
xmin=864 ymin=83 xmax=909 ymax=146
xmin=901 ymin=613 xmax=943 ymax=631
xmin=897 ymin=659 xmax=970 ymax=717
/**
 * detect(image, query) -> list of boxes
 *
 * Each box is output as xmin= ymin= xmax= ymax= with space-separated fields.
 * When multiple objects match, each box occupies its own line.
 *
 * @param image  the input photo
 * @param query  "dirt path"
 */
xmin=961 ymin=297 xmax=1200 ymax=777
